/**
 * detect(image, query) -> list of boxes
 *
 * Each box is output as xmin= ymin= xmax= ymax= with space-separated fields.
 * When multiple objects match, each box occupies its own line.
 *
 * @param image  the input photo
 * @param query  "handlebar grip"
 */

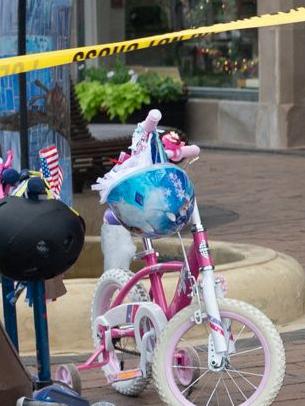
xmin=166 ymin=145 xmax=200 ymax=161
xmin=181 ymin=145 xmax=200 ymax=159
xmin=142 ymin=109 xmax=162 ymax=133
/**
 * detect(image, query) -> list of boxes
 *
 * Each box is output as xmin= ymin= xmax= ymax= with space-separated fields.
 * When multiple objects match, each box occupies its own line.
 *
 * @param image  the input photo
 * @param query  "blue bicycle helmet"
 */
xmin=107 ymin=164 xmax=195 ymax=238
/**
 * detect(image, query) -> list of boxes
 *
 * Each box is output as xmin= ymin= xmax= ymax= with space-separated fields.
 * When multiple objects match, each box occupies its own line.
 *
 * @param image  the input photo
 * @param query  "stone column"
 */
xmin=82 ymin=0 xmax=125 ymax=67
xmin=83 ymin=0 xmax=98 ymax=67
xmin=97 ymin=0 xmax=126 ymax=66
xmin=97 ymin=0 xmax=125 ymax=44
xmin=84 ymin=0 xmax=98 ymax=45
xmin=256 ymin=0 xmax=305 ymax=148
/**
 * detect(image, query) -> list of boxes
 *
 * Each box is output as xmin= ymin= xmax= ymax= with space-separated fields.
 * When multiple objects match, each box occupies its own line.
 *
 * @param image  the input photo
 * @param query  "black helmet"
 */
xmin=0 ymin=196 xmax=85 ymax=281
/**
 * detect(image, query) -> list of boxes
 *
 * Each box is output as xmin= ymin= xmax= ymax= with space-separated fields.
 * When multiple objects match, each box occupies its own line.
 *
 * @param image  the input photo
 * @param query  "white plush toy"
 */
xmin=101 ymin=222 xmax=136 ymax=271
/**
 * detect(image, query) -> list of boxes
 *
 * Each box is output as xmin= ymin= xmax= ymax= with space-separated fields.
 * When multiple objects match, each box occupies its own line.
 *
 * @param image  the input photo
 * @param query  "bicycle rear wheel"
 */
xmin=153 ymin=298 xmax=285 ymax=406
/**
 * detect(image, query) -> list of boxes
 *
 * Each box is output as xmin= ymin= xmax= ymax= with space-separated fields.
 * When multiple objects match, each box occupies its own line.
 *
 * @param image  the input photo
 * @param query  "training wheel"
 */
xmin=174 ymin=345 xmax=201 ymax=386
xmin=55 ymin=363 xmax=82 ymax=395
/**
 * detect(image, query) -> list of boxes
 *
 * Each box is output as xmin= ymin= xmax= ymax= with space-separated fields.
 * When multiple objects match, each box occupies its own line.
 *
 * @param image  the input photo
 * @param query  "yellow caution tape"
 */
xmin=0 ymin=7 xmax=305 ymax=78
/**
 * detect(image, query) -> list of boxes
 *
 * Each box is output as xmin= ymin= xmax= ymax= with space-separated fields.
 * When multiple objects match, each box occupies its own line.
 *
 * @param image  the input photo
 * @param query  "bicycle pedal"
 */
xmin=111 ymin=368 xmax=142 ymax=382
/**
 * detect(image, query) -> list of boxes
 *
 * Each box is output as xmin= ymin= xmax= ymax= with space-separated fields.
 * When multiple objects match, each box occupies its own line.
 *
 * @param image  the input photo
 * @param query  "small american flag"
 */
xmin=39 ymin=145 xmax=63 ymax=198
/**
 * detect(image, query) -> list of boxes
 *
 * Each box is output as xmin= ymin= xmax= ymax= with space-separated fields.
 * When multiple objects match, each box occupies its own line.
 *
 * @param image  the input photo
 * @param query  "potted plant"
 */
xmin=75 ymin=59 xmax=188 ymax=130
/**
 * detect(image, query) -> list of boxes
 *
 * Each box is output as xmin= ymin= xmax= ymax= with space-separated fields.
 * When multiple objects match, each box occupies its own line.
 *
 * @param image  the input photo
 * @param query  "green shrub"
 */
xmin=75 ymin=80 xmax=150 ymax=123
xmin=84 ymin=66 xmax=108 ymax=84
xmin=137 ymin=72 xmax=184 ymax=103
xmin=83 ymin=59 xmax=132 ymax=85
xmin=101 ymin=82 xmax=150 ymax=123
xmin=75 ymin=81 xmax=106 ymax=121
xmin=77 ymin=60 xmax=186 ymax=122
xmin=107 ymin=59 xmax=133 ymax=84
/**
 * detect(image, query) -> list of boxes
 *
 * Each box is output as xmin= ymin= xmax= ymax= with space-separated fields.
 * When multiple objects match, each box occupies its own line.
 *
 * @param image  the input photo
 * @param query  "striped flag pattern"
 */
xmin=39 ymin=145 xmax=63 ymax=198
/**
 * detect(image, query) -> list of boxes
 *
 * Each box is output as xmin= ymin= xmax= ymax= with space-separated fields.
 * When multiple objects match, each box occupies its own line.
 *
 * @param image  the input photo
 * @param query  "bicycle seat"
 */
xmin=106 ymin=163 xmax=195 ymax=238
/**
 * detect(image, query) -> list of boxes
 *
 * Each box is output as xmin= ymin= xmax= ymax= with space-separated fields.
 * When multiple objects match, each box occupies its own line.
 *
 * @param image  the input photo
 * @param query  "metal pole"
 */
xmin=31 ymin=280 xmax=52 ymax=387
xmin=18 ymin=0 xmax=29 ymax=169
xmin=1 ymin=277 xmax=19 ymax=351
xmin=1 ymin=0 xmax=28 ymax=354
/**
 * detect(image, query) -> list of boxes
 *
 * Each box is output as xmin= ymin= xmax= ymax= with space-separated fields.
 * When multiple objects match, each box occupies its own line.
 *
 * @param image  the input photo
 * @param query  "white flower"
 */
xmin=128 ymin=69 xmax=135 ymax=75
xmin=107 ymin=71 xmax=114 ymax=78
xmin=130 ymin=73 xmax=138 ymax=83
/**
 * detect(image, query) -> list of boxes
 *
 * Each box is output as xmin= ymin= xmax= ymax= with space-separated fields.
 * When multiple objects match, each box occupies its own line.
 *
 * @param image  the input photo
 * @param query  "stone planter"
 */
xmin=91 ymin=99 xmax=188 ymax=131
xmin=67 ymin=236 xmax=305 ymax=326
xmin=3 ymin=236 xmax=304 ymax=354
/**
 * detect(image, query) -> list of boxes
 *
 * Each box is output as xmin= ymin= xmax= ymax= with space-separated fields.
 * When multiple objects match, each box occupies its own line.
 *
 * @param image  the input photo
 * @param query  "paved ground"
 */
xmin=24 ymin=328 xmax=305 ymax=405
xmin=40 ymin=148 xmax=305 ymax=404
xmin=191 ymin=148 xmax=305 ymax=270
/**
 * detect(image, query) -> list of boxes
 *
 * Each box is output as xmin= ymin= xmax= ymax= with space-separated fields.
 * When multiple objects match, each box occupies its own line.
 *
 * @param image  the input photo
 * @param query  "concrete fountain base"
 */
xmin=1 ymin=237 xmax=304 ymax=354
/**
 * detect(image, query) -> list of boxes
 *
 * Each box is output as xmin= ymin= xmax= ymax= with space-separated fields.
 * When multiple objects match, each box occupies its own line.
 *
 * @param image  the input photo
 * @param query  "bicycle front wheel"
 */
xmin=153 ymin=298 xmax=285 ymax=406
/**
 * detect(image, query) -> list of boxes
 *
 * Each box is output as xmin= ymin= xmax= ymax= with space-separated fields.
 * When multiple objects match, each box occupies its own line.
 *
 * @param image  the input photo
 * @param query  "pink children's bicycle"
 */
xmin=57 ymin=110 xmax=285 ymax=405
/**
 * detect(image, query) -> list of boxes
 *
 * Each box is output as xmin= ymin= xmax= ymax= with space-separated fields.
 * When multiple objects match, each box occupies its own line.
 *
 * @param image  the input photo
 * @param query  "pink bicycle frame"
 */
xmin=110 ymin=196 xmax=228 ymax=354
xmin=111 ymin=199 xmax=215 ymax=320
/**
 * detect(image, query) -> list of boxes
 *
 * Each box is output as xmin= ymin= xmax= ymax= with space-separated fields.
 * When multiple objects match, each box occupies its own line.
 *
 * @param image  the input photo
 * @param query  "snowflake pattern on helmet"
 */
xmin=169 ymin=172 xmax=186 ymax=201
xmin=107 ymin=164 xmax=195 ymax=239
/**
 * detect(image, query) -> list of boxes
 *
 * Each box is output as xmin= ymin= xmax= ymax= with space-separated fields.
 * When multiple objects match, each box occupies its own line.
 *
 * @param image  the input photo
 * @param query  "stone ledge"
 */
xmin=1 ymin=237 xmax=304 ymax=354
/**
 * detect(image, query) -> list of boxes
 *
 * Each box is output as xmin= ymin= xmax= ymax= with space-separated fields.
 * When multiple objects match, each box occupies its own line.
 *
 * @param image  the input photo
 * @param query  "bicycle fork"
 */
xmin=191 ymin=202 xmax=230 ymax=367
xmin=201 ymin=266 xmax=229 ymax=368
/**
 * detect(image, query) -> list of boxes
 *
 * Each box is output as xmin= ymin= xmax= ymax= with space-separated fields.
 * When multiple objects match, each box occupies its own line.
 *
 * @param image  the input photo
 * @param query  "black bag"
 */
xmin=0 ymin=197 xmax=85 ymax=281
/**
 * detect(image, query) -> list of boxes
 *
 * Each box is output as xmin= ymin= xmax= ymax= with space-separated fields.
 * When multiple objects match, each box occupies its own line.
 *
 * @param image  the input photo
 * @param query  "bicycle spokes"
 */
xmin=153 ymin=300 xmax=285 ymax=406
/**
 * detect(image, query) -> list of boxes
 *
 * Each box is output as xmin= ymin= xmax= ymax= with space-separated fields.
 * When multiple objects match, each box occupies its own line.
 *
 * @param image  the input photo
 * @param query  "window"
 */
xmin=126 ymin=0 xmax=258 ymax=89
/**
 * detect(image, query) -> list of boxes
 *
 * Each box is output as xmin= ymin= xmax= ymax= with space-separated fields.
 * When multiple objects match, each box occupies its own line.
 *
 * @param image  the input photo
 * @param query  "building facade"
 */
xmin=73 ymin=0 xmax=305 ymax=148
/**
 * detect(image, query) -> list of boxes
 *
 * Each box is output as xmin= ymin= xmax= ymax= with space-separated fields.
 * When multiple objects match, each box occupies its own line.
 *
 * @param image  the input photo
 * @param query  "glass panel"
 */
xmin=26 ymin=0 xmax=73 ymax=205
xmin=125 ymin=0 xmax=258 ymax=90
xmin=0 ymin=0 xmax=21 ymax=166
xmin=0 ymin=0 xmax=73 ymax=205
